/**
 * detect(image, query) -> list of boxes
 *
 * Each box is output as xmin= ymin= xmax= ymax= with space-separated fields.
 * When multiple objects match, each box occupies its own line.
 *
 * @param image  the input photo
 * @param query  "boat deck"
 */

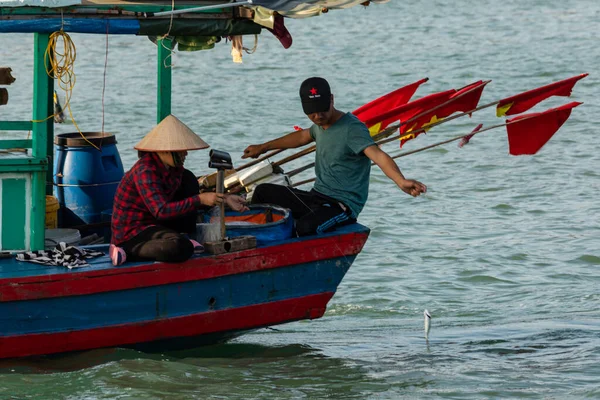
xmin=0 ymin=223 xmax=370 ymax=282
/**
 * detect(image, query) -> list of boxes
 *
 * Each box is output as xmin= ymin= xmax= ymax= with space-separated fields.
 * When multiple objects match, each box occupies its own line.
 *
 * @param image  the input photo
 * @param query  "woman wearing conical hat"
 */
xmin=109 ymin=115 xmax=247 ymax=266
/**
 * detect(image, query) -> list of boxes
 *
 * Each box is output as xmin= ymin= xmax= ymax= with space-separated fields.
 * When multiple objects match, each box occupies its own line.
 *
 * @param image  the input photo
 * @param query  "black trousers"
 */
xmin=120 ymin=169 xmax=200 ymax=262
xmin=250 ymin=183 xmax=356 ymax=237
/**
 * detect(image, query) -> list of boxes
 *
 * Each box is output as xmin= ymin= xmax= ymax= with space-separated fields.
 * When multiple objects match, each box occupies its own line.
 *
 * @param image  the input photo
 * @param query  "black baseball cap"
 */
xmin=299 ymin=77 xmax=331 ymax=115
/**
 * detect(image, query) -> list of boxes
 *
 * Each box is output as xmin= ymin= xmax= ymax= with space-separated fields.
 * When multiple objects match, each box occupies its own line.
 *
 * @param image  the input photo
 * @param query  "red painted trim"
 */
xmin=0 ymin=232 xmax=368 ymax=302
xmin=0 ymin=292 xmax=334 ymax=359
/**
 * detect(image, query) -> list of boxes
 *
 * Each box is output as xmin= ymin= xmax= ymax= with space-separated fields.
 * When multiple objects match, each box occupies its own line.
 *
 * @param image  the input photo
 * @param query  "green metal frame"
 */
xmin=0 ymin=121 xmax=33 ymax=131
xmin=157 ymin=37 xmax=173 ymax=123
xmin=0 ymin=32 xmax=172 ymax=249
xmin=31 ymin=32 xmax=54 ymax=249
xmin=0 ymin=139 xmax=33 ymax=149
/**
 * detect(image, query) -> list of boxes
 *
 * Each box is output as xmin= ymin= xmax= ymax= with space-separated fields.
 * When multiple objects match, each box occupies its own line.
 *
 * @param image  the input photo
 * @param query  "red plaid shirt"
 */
xmin=111 ymin=152 xmax=202 ymax=245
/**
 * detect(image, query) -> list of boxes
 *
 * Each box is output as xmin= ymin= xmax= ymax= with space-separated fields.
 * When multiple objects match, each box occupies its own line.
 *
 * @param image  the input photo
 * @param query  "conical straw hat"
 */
xmin=134 ymin=115 xmax=209 ymax=152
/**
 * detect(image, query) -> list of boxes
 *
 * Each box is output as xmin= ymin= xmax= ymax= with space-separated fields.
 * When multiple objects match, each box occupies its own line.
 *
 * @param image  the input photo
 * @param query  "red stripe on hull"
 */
xmin=0 ymin=292 xmax=334 ymax=359
xmin=0 ymin=232 xmax=368 ymax=302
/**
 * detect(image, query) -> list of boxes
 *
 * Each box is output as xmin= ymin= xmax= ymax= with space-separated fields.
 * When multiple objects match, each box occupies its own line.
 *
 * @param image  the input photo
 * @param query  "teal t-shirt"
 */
xmin=309 ymin=112 xmax=375 ymax=218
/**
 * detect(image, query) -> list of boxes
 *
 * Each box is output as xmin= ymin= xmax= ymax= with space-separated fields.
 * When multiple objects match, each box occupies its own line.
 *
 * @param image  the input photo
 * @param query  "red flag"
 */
xmin=353 ymin=78 xmax=428 ymax=123
xmin=506 ymin=102 xmax=581 ymax=155
xmin=497 ymin=73 xmax=588 ymax=117
xmin=364 ymin=89 xmax=456 ymax=136
xmin=400 ymin=80 xmax=489 ymax=135
xmin=447 ymin=80 xmax=488 ymax=116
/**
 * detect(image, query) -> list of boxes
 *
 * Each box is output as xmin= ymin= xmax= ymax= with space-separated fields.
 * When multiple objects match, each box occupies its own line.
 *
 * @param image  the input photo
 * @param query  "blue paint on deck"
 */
xmin=0 ymin=223 xmax=369 ymax=280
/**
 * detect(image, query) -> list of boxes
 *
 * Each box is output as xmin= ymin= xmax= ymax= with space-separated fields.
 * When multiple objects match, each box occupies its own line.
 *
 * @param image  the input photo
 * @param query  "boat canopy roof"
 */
xmin=0 ymin=0 xmax=389 ymax=36
xmin=0 ymin=0 xmax=390 ymax=17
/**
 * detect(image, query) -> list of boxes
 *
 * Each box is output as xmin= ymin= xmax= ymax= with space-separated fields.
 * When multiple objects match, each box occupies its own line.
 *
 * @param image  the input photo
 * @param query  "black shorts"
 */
xmin=250 ymin=183 xmax=356 ymax=237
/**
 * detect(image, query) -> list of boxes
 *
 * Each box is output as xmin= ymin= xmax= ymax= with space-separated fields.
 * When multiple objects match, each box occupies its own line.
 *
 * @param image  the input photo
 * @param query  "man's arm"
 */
xmin=242 ymin=128 xmax=313 ymax=159
xmin=363 ymin=145 xmax=427 ymax=197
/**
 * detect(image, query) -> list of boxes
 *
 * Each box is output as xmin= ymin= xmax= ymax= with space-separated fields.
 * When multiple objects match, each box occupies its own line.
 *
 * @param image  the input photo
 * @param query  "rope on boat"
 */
xmin=31 ymin=13 xmax=102 ymax=151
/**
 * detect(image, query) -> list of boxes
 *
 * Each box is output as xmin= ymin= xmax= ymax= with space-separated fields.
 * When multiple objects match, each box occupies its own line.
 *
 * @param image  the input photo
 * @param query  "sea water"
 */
xmin=0 ymin=0 xmax=599 ymax=398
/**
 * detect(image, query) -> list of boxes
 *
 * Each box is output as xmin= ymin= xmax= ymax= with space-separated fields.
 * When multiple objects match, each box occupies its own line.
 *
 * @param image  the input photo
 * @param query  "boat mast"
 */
xmin=157 ymin=37 xmax=173 ymax=122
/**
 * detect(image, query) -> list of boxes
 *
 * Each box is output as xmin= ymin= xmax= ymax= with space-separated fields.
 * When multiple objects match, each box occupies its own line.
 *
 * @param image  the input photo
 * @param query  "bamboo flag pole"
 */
xmin=236 ymin=79 xmax=430 ymax=171
xmin=291 ymin=108 xmax=572 ymax=188
xmin=236 ymin=148 xmax=285 ymax=172
xmin=285 ymin=83 xmax=494 ymax=178
xmin=279 ymin=81 xmax=491 ymax=176
xmin=375 ymin=98 xmax=502 ymax=147
xmin=376 ymin=73 xmax=588 ymax=146
xmin=241 ymin=74 xmax=587 ymax=175
xmin=289 ymin=124 xmax=493 ymax=187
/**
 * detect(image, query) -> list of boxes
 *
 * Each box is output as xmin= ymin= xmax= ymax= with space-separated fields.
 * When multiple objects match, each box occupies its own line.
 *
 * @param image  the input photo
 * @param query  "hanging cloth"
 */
xmin=231 ymin=35 xmax=244 ymax=63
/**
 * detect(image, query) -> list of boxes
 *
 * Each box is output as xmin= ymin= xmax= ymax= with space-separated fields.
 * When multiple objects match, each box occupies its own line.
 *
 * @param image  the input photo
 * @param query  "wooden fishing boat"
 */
xmin=0 ymin=224 xmax=369 ymax=359
xmin=0 ymin=0 xmax=385 ymax=359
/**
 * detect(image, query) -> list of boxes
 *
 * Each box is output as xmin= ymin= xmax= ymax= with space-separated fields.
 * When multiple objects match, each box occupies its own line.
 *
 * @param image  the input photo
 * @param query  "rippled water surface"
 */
xmin=1 ymin=0 xmax=599 ymax=398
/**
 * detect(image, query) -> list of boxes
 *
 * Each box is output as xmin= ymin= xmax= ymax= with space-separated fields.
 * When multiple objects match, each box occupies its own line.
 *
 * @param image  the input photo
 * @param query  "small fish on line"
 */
xmin=424 ymin=309 xmax=431 ymax=340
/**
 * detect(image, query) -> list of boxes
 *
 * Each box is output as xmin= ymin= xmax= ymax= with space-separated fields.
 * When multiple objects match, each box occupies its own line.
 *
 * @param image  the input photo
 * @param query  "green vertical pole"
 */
xmin=157 ymin=38 xmax=173 ymax=123
xmin=31 ymin=32 xmax=54 ymax=250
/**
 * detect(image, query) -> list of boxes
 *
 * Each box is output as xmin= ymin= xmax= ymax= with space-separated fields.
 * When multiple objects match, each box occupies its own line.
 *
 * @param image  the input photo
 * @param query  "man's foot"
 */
xmin=109 ymin=244 xmax=126 ymax=266
xmin=190 ymin=239 xmax=204 ymax=254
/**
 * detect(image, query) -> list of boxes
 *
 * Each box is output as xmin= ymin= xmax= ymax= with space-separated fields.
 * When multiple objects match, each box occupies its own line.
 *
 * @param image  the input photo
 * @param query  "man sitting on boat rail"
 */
xmin=109 ymin=115 xmax=247 ymax=266
xmin=242 ymin=77 xmax=426 ymax=236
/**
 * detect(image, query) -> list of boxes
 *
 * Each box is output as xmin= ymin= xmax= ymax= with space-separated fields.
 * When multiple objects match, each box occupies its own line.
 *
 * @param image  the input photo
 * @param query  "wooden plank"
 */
xmin=204 ymin=236 xmax=257 ymax=255
xmin=0 ymin=68 xmax=15 ymax=85
xmin=0 ymin=89 xmax=7 ymax=106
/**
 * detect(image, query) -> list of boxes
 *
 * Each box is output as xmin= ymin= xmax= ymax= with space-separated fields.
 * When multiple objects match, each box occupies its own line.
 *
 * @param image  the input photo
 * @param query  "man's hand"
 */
xmin=242 ymin=144 xmax=267 ymax=159
xmin=399 ymin=179 xmax=427 ymax=197
xmin=199 ymin=192 xmax=224 ymax=207
xmin=225 ymin=194 xmax=249 ymax=212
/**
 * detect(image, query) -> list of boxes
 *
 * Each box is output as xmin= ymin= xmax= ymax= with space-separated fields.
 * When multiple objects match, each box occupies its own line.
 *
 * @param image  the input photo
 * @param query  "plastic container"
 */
xmin=45 ymin=195 xmax=60 ymax=229
xmin=198 ymin=205 xmax=293 ymax=245
xmin=53 ymin=133 xmax=124 ymax=227
xmin=45 ymin=228 xmax=81 ymax=249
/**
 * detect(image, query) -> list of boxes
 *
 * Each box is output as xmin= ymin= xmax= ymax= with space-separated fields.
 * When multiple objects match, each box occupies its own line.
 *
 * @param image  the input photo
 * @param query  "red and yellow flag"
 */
xmin=496 ymin=73 xmax=588 ymax=117
xmin=363 ymin=89 xmax=456 ymax=136
xmin=353 ymin=78 xmax=428 ymax=123
xmin=506 ymin=102 xmax=582 ymax=155
xmin=400 ymin=80 xmax=489 ymax=135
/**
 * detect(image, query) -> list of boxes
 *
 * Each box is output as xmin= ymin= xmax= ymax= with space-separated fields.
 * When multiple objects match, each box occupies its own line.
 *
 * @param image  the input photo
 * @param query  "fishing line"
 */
xmin=159 ymin=0 xmax=176 ymax=68
xmin=100 ymin=21 xmax=110 ymax=141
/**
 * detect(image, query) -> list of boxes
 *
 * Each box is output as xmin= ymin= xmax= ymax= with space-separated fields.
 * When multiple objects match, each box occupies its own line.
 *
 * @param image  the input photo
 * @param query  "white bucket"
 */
xmin=45 ymin=228 xmax=81 ymax=249
xmin=196 ymin=223 xmax=221 ymax=244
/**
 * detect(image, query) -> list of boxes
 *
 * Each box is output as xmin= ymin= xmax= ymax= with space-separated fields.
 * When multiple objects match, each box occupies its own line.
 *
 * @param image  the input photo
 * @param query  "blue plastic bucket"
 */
xmin=198 ymin=205 xmax=294 ymax=245
xmin=54 ymin=133 xmax=124 ymax=227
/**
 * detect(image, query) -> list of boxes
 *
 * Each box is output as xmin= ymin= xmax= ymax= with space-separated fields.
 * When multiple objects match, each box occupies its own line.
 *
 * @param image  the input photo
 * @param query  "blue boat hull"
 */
xmin=0 ymin=224 xmax=370 ymax=359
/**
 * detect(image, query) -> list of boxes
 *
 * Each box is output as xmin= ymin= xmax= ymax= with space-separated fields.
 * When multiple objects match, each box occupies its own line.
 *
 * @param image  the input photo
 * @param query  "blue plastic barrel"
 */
xmin=54 ymin=133 xmax=124 ymax=227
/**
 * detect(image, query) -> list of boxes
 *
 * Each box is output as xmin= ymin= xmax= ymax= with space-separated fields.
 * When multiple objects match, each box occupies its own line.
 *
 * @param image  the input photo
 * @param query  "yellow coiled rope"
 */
xmin=34 ymin=29 xmax=100 ymax=150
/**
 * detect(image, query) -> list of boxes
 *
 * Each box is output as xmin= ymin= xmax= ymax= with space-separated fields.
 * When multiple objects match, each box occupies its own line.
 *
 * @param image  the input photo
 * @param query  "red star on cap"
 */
xmin=310 ymin=87 xmax=318 ymax=95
